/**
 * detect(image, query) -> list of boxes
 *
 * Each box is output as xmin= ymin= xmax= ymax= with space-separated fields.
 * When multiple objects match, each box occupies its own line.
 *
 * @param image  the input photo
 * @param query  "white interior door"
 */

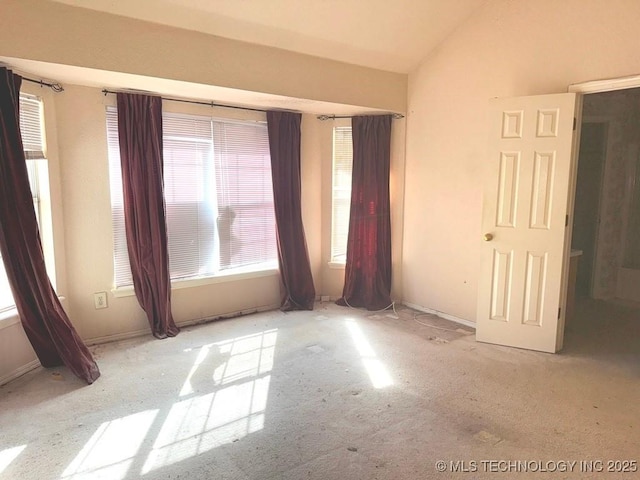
xmin=477 ymin=93 xmax=578 ymax=353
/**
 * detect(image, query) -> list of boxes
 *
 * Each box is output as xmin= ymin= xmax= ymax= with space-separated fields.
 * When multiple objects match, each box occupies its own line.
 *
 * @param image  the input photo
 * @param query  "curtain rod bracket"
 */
xmin=22 ymin=76 xmax=64 ymax=93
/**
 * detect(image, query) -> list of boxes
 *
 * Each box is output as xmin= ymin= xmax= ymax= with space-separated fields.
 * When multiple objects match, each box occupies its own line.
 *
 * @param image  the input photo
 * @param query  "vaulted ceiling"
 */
xmin=51 ymin=0 xmax=486 ymax=74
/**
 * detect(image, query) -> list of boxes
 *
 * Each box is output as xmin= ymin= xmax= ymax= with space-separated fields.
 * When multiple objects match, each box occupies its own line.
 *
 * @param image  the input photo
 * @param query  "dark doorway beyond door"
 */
xmin=572 ymin=121 xmax=607 ymax=297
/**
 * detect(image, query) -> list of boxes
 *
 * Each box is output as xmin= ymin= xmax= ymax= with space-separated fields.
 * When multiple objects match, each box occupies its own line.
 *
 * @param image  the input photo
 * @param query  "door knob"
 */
xmin=484 ymin=233 xmax=494 ymax=241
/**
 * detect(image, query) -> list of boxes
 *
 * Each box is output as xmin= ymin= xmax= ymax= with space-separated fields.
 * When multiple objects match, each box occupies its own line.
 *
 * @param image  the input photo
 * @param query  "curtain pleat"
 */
xmin=337 ymin=115 xmax=392 ymax=310
xmin=0 ymin=67 xmax=100 ymax=384
xmin=116 ymin=93 xmax=179 ymax=338
xmin=266 ymin=111 xmax=316 ymax=310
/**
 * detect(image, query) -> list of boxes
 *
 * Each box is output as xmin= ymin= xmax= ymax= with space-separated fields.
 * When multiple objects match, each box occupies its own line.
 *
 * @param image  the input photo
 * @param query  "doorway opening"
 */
xmin=565 ymin=87 xmax=640 ymax=358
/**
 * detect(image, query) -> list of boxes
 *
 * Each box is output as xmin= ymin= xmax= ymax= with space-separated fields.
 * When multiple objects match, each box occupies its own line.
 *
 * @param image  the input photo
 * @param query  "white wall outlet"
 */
xmin=94 ymin=292 xmax=108 ymax=309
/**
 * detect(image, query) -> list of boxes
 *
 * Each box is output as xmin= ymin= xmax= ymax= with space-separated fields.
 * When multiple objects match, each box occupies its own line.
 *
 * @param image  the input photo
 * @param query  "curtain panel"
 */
xmin=0 ymin=68 xmax=100 ymax=384
xmin=116 ymin=93 xmax=179 ymax=338
xmin=266 ymin=111 xmax=316 ymax=310
xmin=338 ymin=115 xmax=393 ymax=310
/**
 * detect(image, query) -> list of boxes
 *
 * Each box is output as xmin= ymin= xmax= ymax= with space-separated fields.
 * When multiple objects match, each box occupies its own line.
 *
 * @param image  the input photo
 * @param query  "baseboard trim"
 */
xmin=0 ymin=359 xmax=41 ymax=387
xmin=176 ymin=303 xmax=281 ymax=329
xmin=85 ymin=303 xmax=281 ymax=346
xmin=319 ymin=296 xmax=340 ymax=302
xmin=86 ymin=328 xmax=149 ymax=346
xmin=403 ymin=302 xmax=476 ymax=329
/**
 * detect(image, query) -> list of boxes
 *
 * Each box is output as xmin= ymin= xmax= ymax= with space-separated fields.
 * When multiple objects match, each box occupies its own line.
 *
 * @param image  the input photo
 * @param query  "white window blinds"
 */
xmin=106 ymin=109 xmax=131 ymax=287
xmin=20 ymin=95 xmax=44 ymax=222
xmin=331 ymin=126 xmax=353 ymax=263
xmin=106 ymin=107 xmax=277 ymax=288
xmin=19 ymin=94 xmax=45 ymax=160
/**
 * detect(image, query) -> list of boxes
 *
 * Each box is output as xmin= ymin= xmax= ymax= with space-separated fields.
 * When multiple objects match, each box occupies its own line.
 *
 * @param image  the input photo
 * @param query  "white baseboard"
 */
xmin=176 ymin=302 xmax=280 ymax=328
xmin=86 ymin=328 xmax=149 ymax=346
xmin=317 ymin=295 xmax=340 ymax=302
xmin=85 ymin=303 xmax=281 ymax=346
xmin=403 ymin=302 xmax=476 ymax=329
xmin=0 ymin=359 xmax=41 ymax=387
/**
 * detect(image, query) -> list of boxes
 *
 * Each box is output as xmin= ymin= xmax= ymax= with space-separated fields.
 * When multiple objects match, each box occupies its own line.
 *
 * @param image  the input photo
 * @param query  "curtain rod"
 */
xmin=22 ymin=77 xmax=64 ymax=93
xmin=102 ymin=88 xmax=270 ymax=114
xmin=101 ymin=89 xmax=404 ymax=119
xmin=317 ymin=113 xmax=404 ymax=120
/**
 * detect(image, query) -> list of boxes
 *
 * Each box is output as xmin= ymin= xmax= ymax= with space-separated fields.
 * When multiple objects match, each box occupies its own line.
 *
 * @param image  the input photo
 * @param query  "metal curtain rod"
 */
xmin=101 ymin=89 xmax=404 ymax=119
xmin=22 ymin=76 xmax=64 ymax=93
xmin=101 ymin=89 xmax=269 ymax=114
xmin=316 ymin=113 xmax=405 ymax=121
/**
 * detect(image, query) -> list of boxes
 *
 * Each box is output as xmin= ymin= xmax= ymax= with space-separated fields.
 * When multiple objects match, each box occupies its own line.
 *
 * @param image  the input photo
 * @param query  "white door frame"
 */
xmin=568 ymin=74 xmax=640 ymax=95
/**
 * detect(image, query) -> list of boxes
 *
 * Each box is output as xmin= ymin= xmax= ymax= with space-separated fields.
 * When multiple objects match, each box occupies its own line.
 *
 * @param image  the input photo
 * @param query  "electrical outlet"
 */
xmin=94 ymin=292 xmax=108 ymax=309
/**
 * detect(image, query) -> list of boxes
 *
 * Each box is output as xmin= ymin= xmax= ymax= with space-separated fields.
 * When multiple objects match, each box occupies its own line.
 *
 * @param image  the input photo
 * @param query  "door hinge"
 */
xmin=573 ymin=117 xmax=577 ymax=130
xmin=558 ymin=307 xmax=561 ymax=319
xmin=565 ymin=215 xmax=569 ymax=227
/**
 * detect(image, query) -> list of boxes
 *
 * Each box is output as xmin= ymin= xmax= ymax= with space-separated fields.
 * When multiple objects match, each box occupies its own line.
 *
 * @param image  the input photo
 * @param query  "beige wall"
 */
xmin=0 ymin=0 xmax=406 ymax=113
xmin=404 ymin=0 xmax=640 ymax=321
xmin=0 ymin=322 xmax=37 ymax=385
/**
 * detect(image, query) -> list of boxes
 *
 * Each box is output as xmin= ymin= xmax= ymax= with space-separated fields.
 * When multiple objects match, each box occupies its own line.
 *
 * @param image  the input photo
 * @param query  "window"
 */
xmin=0 ymin=94 xmax=46 ymax=313
xmin=331 ymin=126 xmax=353 ymax=263
xmin=106 ymin=108 xmax=278 ymax=289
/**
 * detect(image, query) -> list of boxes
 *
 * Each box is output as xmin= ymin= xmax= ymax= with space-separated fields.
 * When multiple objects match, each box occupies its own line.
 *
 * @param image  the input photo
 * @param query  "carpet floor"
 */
xmin=0 ymin=300 xmax=638 ymax=479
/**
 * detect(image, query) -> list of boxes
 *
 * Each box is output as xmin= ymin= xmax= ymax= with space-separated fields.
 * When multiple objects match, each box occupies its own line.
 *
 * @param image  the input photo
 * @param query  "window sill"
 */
xmin=0 ymin=308 xmax=20 ymax=331
xmin=0 ymin=296 xmax=67 ymax=331
xmin=112 ymin=266 xmax=280 ymax=298
xmin=328 ymin=261 xmax=346 ymax=269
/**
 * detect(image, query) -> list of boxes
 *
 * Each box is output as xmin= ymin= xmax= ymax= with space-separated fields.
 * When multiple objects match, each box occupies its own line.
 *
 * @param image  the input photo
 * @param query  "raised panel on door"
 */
xmin=496 ymin=152 xmax=520 ymax=228
xmin=477 ymin=93 xmax=577 ymax=353
xmin=490 ymin=249 xmax=513 ymax=321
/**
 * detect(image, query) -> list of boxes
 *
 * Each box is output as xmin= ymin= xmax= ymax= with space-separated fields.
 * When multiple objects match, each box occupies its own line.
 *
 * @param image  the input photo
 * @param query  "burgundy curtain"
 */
xmin=117 ymin=93 xmax=179 ymax=338
xmin=0 ymin=68 xmax=100 ymax=384
xmin=337 ymin=115 xmax=392 ymax=310
xmin=266 ymin=111 xmax=316 ymax=310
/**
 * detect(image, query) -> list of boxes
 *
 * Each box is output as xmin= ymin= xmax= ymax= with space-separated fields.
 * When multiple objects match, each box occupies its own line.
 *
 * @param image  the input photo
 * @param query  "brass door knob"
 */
xmin=484 ymin=233 xmax=494 ymax=241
